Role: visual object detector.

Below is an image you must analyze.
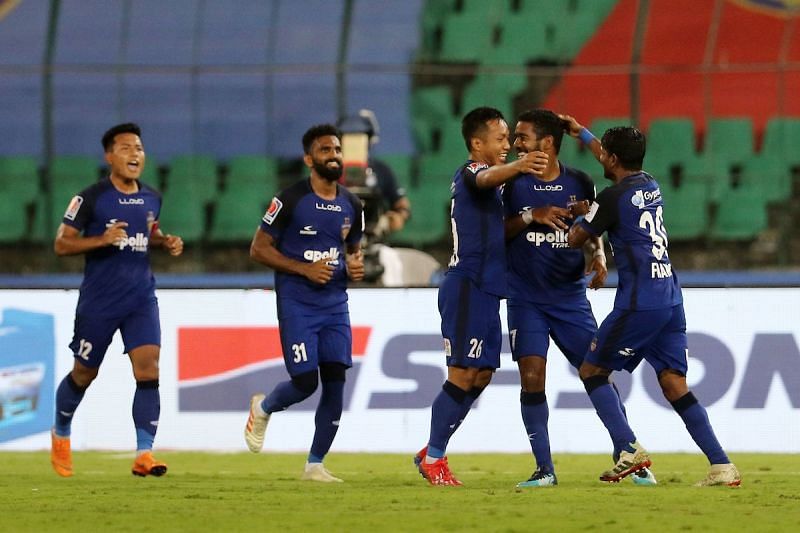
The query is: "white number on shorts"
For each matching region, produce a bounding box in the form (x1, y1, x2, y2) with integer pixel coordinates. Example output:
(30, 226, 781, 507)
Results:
(510, 329, 518, 351)
(78, 339, 93, 360)
(467, 338, 483, 359)
(292, 342, 308, 363)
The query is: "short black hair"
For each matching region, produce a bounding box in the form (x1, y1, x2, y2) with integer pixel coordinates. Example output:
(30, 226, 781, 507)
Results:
(302, 124, 341, 154)
(102, 123, 141, 152)
(601, 126, 646, 170)
(461, 107, 505, 152)
(516, 109, 566, 153)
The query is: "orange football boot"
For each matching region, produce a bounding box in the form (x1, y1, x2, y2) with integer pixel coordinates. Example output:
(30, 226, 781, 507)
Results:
(131, 451, 168, 477)
(51, 430, 73, 477)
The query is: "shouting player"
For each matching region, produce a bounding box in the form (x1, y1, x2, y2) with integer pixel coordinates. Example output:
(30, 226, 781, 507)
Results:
(244, 124, 365, 482)
(563, 116, 741, 487)
(51, 123, 183, 477)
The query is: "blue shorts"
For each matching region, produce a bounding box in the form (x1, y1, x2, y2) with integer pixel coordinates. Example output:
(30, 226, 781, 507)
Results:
(586, 304, 688, 375)
(279, 311, 352, 377)
(507, 298, 597, 368)
(438, 273, 502, 369)
(69, 296, 161, 368)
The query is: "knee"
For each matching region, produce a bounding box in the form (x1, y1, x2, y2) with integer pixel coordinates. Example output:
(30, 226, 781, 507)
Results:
(70, 363, 99, 388)
(291, 370, 319, 396)
(578, 361, 606, 382)
(474, 369, 493, 389)
(658, 369, 689, 402)
(520, 369, 544, 392)
(130, 346, 160, 381)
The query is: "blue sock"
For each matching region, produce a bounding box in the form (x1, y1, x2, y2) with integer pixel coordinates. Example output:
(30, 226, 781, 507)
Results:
(427, 381, 468, 459)
(672, 392, 729, 464)
(309, 379, 345, 463)
(445, 385, 484, 447)
(262, 380, 312, 414)
(611, 383, 628, 462)
(520, 391, 553, 473)
(54, 373, 86, 437)
(133, 380, 160, 452)
(584, 376, 637, 454)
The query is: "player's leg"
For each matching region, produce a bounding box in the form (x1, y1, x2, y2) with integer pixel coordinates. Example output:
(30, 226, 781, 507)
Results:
(418, 276, 500, 486)
(508, 301, 555, 486)
(51, 313, 114, 477)
(580, 308, 666, 481)
(650, 305, 740, 486)
(245, 314, 321, 452)
(123, 299, 167, 476)
(302, 314, 353, 482)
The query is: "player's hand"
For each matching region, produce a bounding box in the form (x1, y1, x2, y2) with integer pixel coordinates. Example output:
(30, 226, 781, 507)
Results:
(569, 200, 591, 217)
(346, 250, 365, 282)
(303, 257, 336, 285)
(163, 234, 183, 256)
(528, 205, 572, 231)
(558, 114, 584, 137)
(515, 151, 549, 176)
(102, 221, 128, 246)
(586, 253, 608, 290)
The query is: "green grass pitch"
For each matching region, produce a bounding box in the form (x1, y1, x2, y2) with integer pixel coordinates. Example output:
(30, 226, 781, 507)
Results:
(1, 452, 799, 532)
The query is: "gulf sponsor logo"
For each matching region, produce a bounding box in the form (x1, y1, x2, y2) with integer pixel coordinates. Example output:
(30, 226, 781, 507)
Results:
(177, 326, 372, 411)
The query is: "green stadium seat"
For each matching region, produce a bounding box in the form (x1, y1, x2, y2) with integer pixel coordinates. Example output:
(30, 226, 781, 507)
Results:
(660, 181, 709, 240)
(710, 183, 769, 240)
(438, 2, 506, 63)
(158, 186, 206, 243)
(411, 86, 455, 153)
(49, 156, 101, 197)
(703, 117, 754, 175)
(389, 180, 451, 247)
(552, 0, 618, 60)
(417, 153, 459, 185)
(487, 16, 552, 65)
(461, 70, 527, 122)
(761, 117, 800, 172)
(417, 0, 458, 61)
(739, 156, 790, 203)
(0, 156, 39, 205)
(226, 155, 278, 195)
(379, 154, 413, 189)
(166, 155, 219, 204)
(644, 117, 697, 177)
(0, 191, 28, 243)
(208, 190, 266, 243)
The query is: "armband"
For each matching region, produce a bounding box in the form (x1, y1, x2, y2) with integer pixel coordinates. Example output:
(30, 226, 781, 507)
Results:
(578, 128, 597, 145)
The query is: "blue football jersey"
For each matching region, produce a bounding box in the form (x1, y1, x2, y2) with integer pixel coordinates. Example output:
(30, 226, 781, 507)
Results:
(260, 179, 364, 314)
(63, 178, 161, 316)
(447, 160, 507, 298)
(503, 163, 595, 304)
(578, 172, 682, 310)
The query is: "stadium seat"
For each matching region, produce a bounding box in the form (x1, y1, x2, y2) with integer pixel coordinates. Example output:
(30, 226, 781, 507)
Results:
(0, 192, 28, 243)
(49, 156, 101, 197)
(703, 117, 754, 179)
(461, 70, 527, 122)
(379, 154, 413, 189)
(659, 181, 709, 240)
(0, 156, 40, 205)
(487, 16, 552, 65)
(644, 117, 698, 180)
(226, 155, 278, 194)
(390, 180, 451, 247)
(166, 155, 219, 204)
(417, 153, 459, 185)
(158, 186, 206, 243)
(417, 0, 457, 60)
(738, 156, 790, 203)
(208, 189, 266, 243)
(437, 2, 506, 63)
(761, 117, 800, 173)
(710, 183, 768, 240)
(411, 86, 455, 153)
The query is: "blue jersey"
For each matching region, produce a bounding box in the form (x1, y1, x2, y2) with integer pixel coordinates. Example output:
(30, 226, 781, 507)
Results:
(260, 179, 363, 315)
(503, 163, 595, 304)
(63, 178, 161, 316)
(447, 160, 507, 297)
(578, 172, 682, 310)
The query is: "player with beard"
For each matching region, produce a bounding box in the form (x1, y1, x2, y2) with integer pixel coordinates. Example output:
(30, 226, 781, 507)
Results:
(502, 109, 656, 487)
(244, 124, 365, 482)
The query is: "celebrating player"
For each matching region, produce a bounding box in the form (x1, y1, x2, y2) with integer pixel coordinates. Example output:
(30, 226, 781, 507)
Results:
(50, 123, 183, 478)
(562, 116, 741, 487)
(414, 107, 548, 486)
(503, 109, 656, 487)
(244, 124, 365, 482)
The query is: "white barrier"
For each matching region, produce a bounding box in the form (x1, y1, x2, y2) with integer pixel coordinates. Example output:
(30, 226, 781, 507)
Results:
(0, 288, 797, 453)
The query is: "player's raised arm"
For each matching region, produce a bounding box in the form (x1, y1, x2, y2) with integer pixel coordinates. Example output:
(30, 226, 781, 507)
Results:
(250, 227, 334, 285)
(54, 221, 129, 256)
(560, 114, 603, 162)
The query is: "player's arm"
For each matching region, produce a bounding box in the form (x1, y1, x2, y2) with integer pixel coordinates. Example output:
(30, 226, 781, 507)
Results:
(583, 236, 607, 289)
(149, 228, 183, 256)
(54, 222, 128, 256)
(474, 151, 549, 189)
(385, 196, 411, 232)
(345, 242, 365, 282)
(560, 114, 602, 162)
(505, 206, 572, 239)
(250, 227, 334, 285)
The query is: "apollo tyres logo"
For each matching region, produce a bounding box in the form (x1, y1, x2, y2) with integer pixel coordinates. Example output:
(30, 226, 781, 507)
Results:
(106, 219, 148, 252)
(520, 207, 570, 249)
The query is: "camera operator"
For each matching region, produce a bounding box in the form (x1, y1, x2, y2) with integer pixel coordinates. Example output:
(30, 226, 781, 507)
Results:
(338, 109, 412, 285)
